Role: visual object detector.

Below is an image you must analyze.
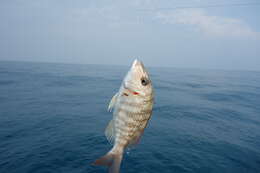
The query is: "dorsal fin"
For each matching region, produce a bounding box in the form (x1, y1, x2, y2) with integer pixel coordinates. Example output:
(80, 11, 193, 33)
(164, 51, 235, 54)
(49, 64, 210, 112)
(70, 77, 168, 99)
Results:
(108, 93, 118, 112)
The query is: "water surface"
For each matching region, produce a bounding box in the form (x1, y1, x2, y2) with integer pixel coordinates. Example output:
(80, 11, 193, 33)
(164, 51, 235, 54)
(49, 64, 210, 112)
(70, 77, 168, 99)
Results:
(0, 61, 260, 173)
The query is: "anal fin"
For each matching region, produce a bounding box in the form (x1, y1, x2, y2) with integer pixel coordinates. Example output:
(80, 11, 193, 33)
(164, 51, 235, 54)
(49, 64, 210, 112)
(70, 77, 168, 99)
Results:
(105, 120, 115, 145)
(128, 129, 144, 147)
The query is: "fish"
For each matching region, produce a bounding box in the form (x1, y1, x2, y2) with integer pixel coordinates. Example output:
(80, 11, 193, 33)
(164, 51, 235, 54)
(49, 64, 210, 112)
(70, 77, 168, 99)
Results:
(93, 59, 154, 173)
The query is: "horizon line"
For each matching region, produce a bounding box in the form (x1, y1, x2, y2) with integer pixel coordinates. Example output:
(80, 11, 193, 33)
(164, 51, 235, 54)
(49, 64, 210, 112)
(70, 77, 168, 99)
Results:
(0, 59, 259, 73)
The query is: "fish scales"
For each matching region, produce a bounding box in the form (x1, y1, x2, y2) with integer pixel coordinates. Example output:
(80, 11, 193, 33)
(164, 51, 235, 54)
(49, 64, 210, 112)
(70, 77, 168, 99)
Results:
(115, 99, 152, 141)
(93, 59, 154, 173)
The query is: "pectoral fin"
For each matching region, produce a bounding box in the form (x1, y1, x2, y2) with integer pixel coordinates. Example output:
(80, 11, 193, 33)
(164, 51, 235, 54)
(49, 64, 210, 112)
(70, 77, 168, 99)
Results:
(108, 93, 118, 112)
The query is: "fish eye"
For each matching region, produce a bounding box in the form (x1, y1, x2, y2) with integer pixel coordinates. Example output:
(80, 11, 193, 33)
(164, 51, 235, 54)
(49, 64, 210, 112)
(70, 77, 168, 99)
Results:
(141, 77, 149, 86)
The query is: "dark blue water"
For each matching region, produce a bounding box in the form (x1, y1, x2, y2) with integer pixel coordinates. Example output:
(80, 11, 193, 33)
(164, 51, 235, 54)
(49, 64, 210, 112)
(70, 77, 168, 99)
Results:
(0, 61, 260, 173)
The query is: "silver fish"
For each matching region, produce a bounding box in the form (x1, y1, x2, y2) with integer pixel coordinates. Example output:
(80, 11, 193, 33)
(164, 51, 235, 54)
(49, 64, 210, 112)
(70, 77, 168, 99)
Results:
(93, 59, 154, 173)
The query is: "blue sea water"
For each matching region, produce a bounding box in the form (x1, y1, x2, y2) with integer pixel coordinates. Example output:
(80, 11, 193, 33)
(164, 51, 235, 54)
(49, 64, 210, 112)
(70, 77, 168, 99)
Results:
(0, 61, 260, 173)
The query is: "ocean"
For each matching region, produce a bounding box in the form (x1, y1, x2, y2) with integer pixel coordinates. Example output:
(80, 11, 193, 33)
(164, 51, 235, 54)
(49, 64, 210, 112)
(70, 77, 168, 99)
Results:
(0, 61, 259, 173)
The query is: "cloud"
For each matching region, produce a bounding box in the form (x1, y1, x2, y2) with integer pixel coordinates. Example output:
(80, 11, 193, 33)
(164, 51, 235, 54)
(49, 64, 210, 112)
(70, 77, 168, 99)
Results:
(71, 5, 140, 29)
(155, 9, 260, 39)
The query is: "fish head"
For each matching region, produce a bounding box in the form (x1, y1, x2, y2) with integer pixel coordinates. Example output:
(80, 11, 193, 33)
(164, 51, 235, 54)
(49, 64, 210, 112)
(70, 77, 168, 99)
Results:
(123, 59, 153, 96)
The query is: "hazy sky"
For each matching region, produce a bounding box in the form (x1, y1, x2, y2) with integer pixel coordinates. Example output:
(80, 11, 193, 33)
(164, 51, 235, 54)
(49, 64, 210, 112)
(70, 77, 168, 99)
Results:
(1, 0, 260, 70)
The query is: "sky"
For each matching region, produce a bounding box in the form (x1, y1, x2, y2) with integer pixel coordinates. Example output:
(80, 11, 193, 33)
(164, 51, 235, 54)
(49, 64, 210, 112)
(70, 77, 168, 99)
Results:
(0, 0, 260, 70)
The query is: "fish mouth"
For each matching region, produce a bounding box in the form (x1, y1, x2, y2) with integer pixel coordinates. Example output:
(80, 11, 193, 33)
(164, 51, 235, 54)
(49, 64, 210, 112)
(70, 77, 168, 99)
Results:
(132, 59, 140, 67)
(131, 59, 144, 70)
(130, 59, 148, 77)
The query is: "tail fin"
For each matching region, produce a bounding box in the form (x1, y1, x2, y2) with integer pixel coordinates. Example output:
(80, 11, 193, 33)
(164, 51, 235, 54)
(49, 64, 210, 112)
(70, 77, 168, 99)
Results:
(93, 150, 123, 173)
